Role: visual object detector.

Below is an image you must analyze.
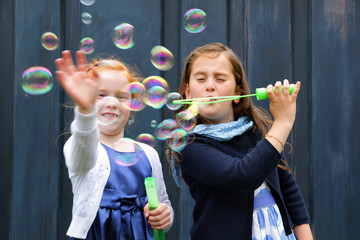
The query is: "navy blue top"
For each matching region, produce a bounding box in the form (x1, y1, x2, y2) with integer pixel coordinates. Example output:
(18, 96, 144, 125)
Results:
(179, 129, 310, 240)
(71, 143, 154, 240)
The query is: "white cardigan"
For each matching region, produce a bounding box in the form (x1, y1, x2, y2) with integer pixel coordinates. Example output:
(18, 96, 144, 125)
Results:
(64, 107, 174, 239)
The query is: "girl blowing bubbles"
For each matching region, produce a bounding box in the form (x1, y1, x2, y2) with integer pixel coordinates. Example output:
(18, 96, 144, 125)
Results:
(55, 50, 173, 239)
(170, 43, 313, 240)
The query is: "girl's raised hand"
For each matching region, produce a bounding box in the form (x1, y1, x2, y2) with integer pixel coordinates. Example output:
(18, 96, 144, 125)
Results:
(144, 203, 171, 230)
(55, 50, 99, 114)
(267, 79, 301, 128)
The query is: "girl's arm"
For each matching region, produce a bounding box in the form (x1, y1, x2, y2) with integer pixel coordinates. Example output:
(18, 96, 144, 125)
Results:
(293, 224, 313, 240)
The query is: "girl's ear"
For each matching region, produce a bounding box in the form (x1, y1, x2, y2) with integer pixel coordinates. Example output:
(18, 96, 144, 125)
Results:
(234, 85, 242, 104)
(185, 83, 191, 99)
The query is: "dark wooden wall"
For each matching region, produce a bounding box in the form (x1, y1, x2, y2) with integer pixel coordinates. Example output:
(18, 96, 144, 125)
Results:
(1, 0, 359, 239)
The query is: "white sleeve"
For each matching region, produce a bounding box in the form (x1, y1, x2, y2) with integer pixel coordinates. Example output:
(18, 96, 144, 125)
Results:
(63, 107, 99, 175)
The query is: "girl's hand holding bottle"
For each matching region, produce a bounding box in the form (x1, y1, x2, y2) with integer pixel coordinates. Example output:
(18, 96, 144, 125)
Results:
(265, 79, 301, 152)
(55, 50, 99, 114)
(143, 202, 172, 230)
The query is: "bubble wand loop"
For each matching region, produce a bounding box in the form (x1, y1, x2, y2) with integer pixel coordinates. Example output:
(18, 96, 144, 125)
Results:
(173, 84, 295, 105)
(144, 177, 165, 240)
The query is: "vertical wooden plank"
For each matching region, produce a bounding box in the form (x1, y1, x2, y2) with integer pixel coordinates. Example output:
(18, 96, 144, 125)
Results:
(311, 0, 359, 238)
(0, 0, 15, 239)
(246, 0, 292, 105)
(163, 0, 182, 239)
(180, 1, 228, 239)
(9, 0, 62, 239)
(290, 0, 312, 216)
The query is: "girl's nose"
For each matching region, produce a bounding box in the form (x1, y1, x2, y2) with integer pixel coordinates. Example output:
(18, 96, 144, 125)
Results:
(206, 79, 215, 92)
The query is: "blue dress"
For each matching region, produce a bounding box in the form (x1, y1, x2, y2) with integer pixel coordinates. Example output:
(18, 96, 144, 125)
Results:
(71, 143, 154, 240)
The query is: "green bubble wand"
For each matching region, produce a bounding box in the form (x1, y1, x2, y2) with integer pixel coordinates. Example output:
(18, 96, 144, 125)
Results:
(144, 177, 165, 240)
(172, 84, 295, 105)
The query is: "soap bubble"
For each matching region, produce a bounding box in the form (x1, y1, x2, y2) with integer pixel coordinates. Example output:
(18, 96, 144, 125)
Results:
(154, 119, 179, 140)
(22, 66, 53, 95)
(41, 32, 58, 51)
(121, 82, 146, 111)
(150, 120, 157, 127)
(79, 37, 94, 54)
(112, 23, 135, 49)
(176, 109, 197, 131)
(184, 8, 207, 33)
(112, 138, 141, 166)
(145, 86, 168, 109)
(136, 133, 155, 148)
(167, 128, 189, 152)
(142, 76, 169, 109)
(96, 96, 121, 126)
(80, 0, 95, 6)
(81, 12, 92, 24)
(150, 45, 174, 71)
(166, 92, 183, 110)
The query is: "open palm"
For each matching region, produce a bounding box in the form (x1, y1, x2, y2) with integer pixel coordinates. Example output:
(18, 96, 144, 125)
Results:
(55, 50, 99, 114)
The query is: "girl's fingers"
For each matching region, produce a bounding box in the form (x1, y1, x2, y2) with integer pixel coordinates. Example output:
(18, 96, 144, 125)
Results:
(76, 51, 88, 72)
(274, 81, 282, 95)
(266, 84, 275, 99)
(283, 79, 290, 95)
(62, 50, 77, 75)
(290, 81, 301, 99)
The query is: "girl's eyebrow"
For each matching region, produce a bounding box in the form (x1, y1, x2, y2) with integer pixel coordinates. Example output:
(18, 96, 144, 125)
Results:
(99, 88, 107, 92)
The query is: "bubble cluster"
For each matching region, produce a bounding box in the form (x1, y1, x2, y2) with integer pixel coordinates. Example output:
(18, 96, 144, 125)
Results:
(41, 32, 58, 51)
(136, 133, 155, 148)
(121, 82, 146, 111)
(150, 46, 174, 71)
(96, 96, 121, 126)
(184, 8, 207, 33)
(112, 138, 141, 166)
(80, 0, 95, 6)
(81, 12, 92, 24)
(166, 92, 183, 110)
(22, 66, 53, 95)
(154, 119, 179, 140)
(112, 23, 135, 49)
(79, 37, 95, 54)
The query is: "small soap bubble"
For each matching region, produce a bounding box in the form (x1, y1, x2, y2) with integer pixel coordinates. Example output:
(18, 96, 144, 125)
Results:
(166, 92, 183, 110)
(41, 32, 58, 51)
(167, 128, 189, 152)
(80, 0, 95, 6)
(112, 138, 141, 166)
(154, 119, 179, 140)
(184, 8, 207, 33)
(79, 37, 95, 54)
(121, 82, 146, 111)
(136, 133, 155, 148)
(112, 23, 135, 49)
(81, 12, 92, 24)
(150, 45, 174, 71)
(22, 66, 53, 95)
(96, 96, 121, 126)
(176, 109, 197, 131)
(150, 120, 157, 127)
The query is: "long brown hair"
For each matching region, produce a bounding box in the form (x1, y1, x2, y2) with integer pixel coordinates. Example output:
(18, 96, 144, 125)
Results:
(169, 43, 290, 172)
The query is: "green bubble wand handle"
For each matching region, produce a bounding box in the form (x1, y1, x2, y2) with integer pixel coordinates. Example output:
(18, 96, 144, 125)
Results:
(144, 177, 165, 240)
(172, 84, 295, 104)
